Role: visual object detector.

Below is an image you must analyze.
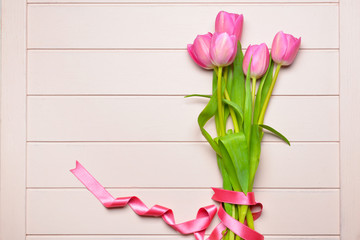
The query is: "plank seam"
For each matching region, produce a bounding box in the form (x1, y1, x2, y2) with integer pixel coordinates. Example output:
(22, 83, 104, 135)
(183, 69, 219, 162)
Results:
(26, 94, 340, 97)
(25, 140, 341, 143)
(26, 2, 339, 5)
(25, 187, 341, 190)
(26, 48, 339, 51)
(25, 233, 341, 236)
(25, 0, 29, 236)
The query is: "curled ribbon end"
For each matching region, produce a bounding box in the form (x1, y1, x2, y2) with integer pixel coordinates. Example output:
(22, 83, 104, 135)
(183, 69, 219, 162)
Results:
(211, 188, 220, 201)
(70, 160, 82, 173)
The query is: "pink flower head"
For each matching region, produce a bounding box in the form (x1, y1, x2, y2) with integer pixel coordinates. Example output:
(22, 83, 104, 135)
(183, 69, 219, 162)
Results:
(209, 32, 238, 67)
(215, 11, 244, 42)
(243, 43, 270, 79)
(187, 33, 215, 70)
(271, 31, 301, 66)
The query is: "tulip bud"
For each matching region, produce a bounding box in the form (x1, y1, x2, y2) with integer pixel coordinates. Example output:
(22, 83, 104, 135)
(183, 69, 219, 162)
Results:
(243, 43, 270, 79)
(187, 33, 214, 70)
(271, 31, 301, 66)
(215, 11, 244, 42)
(209, 32, 237, 67)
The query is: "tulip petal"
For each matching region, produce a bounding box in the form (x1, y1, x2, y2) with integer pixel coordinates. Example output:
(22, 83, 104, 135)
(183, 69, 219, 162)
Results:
(282, 36, 301, 66)
(271, 31, 288, 64)
(187, 33, 215, 69)
(228, 35, 238, 63)
(250, 49, 261, 78)
(210, 32, 237, 67)
(242, 44, 253, 75)
(243, 44, 269, 79)
(194, 34, 213, 68)
(271, 31, 301, 66)
(233, 14, 244, 42)
(259, 44, 270, 78)
(215, 11, 235, 36)
(187, 43, 208, 69)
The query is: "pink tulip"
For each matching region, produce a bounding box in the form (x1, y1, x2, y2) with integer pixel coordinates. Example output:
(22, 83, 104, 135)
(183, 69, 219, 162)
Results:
(209, 32, 237, 67)
(243, 43, 270, 79)
(187, 33, 214, 69)
(215, 11, 244, 42)
(271, 31, 301, 66)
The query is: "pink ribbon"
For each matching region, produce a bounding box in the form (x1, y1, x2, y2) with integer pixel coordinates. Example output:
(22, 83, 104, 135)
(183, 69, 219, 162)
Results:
(208, 188, 264, 240)
(70, 161, 264, 240)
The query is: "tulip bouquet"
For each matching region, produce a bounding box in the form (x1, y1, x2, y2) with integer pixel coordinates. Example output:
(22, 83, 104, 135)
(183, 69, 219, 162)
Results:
(70, 10, 301, 240)
(187, 11, 301, 239)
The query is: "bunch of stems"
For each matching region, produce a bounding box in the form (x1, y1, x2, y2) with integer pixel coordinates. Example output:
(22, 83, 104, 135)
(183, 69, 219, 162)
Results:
(214, 60, 282, 240)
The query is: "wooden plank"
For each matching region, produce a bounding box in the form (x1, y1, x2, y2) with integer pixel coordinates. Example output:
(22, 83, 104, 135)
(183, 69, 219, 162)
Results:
(27, 96, 339, 142)
(27, 4, 338, 49)
(27, 236, 340, 240)
(340, 0, 360, 239)
(27, 0, 339, 3)
(27, 50, 338, 95)
(27, 142, 339, 188)
(26, 189, 340, 235)
(0, 0, 27, 240)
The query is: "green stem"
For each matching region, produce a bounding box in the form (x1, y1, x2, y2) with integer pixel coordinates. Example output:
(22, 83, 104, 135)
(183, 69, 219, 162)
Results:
(228, 205, 236, 240)
(217, 67, 236, 239)
(237, 77, 258, 238)
(258, 64, 281, 125)
(238, 205, 248, 232)
(251, 77, 257, 109)
(224, 89, 240, 133)
(246, 209, 255, 230)
(236, 205, 242, 240)
(217, 67, 225, 136)
(242, 65, 283, 234)
(244, 181, 255, 231)
(224, 66, 229, 83)
(239, 206, 247, 222)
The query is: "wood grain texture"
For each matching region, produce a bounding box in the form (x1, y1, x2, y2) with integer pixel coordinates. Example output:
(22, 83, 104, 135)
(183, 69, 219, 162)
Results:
(340, 0, 360, 239)
(27, 96, 339, 142)
(26, 189, 340, 235)
(27, 50, 339, 95)
(0, 0, 27, 240)
(27, 4, 338, 49)
(27, 142, 339, 188)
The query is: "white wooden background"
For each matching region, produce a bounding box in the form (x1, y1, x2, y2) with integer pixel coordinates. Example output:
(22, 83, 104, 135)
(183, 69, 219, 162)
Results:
(2, 0, 360, 240)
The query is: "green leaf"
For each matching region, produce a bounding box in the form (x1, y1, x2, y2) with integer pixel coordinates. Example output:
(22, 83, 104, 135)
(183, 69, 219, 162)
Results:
(244, 58, 252, 145)
(216, 155, 233, 215)
(184, 94, 211, 98)
(259, 124, 291, 146)
(219, 132, 250, 193)
(224, 105, 230, 130)
(222, 98, 244, 122)
(260, 57, 274, 113)
(218, 139, 242, 192)
(224, 66, 234, 126)
(226, 65, 234, 99)
(249, 125, 261, 191)
(253, 57, 273, 124)
(231, 42, 245, 129)
(212, 68, 218, 91)
(197, 71, 221, 155)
